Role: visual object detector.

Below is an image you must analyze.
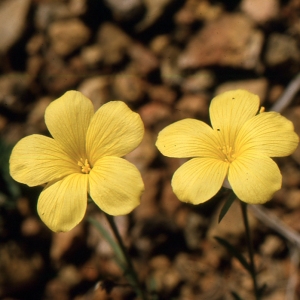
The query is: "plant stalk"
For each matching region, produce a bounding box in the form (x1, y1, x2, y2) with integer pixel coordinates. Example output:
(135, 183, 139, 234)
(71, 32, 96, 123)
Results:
(240, 202, 260, 300)
(104, 213, 147, 300)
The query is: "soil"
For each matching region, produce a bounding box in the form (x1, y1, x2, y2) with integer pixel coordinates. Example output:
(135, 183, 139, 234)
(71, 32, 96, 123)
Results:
(1, 0, 300, 299)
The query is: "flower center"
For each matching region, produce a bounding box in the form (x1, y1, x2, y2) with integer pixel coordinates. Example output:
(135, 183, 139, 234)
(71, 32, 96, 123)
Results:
(219, 145, 236, 163)
(78, 158, 91, 174)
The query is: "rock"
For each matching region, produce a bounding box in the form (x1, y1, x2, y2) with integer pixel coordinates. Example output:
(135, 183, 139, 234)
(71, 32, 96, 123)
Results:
(160, 180, 181, 216)
(80, 258, 100, 281)
(127, 43, 159, 76)
(87, 212, 128, 258)
(50, 224, 84, 263)
(150, 34, 170, 56)
(0, 115, 7, 133)
(41, 52, 85, 93)
(147, 85, 177, 105)
(133, 170, 162, 220)
(183, 212, 207, 250)
(17, 196, 33, 216)
(178, 13, 264, 70)
(48, 19, 91, 56)
(268, 84, 284, 104)
(27, 96, 52, 132)
(201, 239, 222, 269)
(283, 107, 300, 164)
(161, 157, 187, 182)
(215, 78, 268, 103)
(69, 0, 87, 16)
(21, 217, 42, 236)
(260, 235, 285, 257)
(138, 102, 171, 127)
(283, 189, 300, 210)
(0, 241, 44, 297)
(194, 0, 223, 22)
(174, 0, 198, 25)
(34, 2, 73, 30)
(173, 25, 193, 44)
(113, 73, 146, 103)
(132, 213, 185, 259)
(81, 45, 104, 68)
(2, 123, 28, 145)
(125, 130, 157, 171)
(78, 76, 111, 110)
(0, 73, 29, 112)
(58, 265, 82, 287)
(150, 254, 171, 270)
(240, 0, 280, 24)
(44, 279, 69, 300)
(136, 0, 175, 31)
(97, 23, 132, 66)
(149, 255, 181, 293)
(281, 162, 300, 188)
(181, 70, 215, 93)
(175, 94, 209, 119)
(175, 253, 203, 285)
(104, 0, 145, 22)
(264, 33, 300, 67)
(26, 55, 44, 83)
(282, 210, 300, 232)
(26, 34, 45, 55)
(161, 46, 183, 86)
(87, 280, 135, 300)
(0, 0, 31, 54)
(207, 199, 257, 246)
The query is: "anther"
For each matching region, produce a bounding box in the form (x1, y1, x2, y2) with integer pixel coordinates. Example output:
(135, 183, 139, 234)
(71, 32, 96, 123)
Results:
(220, 145, 235, 163)
(78, 158, 91, 174)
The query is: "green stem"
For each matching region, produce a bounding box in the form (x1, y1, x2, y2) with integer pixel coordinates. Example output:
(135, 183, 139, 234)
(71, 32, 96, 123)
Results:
(240, 202, 260, 300)
(104, 213, 147, 300)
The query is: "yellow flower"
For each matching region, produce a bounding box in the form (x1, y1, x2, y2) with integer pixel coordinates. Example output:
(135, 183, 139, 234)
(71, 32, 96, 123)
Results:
(10, 91, 144, 232)
(156, 90, 299, 205)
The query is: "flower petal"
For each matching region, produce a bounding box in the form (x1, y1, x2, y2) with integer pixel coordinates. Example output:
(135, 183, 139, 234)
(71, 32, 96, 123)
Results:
(210, 90, 260, 146)
(172, 157, 229, 204)
(228, 151, 281, 204)
(45, 91, 94, 161)
(89, 156, 144, 215)
(86, 101, 144, 165)
(10, 134, 77, 187)
(156, 119, 221, 159)
(235, 112, 299, 157)
(37, 173, 88, 232)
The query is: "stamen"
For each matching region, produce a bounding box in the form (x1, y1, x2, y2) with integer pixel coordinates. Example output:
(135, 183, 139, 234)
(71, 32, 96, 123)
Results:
(259, 106, 265, 113)
(220, 145, 235, 163)
(78, 158, 91, 174)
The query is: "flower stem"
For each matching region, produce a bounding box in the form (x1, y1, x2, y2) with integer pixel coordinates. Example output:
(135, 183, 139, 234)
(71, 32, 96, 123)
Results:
(240, 202, 260, 300)
(104, 213, 147, 300)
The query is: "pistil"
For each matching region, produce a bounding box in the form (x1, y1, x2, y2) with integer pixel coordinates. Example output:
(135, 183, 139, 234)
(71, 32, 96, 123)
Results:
(78, 158, 91, 174)
(219, 145, 236, 163)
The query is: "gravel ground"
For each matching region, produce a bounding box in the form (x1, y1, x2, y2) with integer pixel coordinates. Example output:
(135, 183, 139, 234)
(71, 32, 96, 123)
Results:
(1, 0, 300, 299)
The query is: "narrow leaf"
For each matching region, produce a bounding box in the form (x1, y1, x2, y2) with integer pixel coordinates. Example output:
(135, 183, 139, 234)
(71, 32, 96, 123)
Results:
(219, 191, 236, 223)
(231, 291, 243, 300)
(214, 236, 251, 273)
(87, 217, 126, 271)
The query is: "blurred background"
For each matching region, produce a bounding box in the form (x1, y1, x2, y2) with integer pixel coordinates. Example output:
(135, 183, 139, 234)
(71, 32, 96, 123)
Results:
(1, 0, 300, 299)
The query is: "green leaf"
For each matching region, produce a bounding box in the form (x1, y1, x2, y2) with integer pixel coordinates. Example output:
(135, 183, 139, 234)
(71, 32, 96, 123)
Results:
(231, 291, 243, 300)
(87, 217, 126, 272)
(219, 191, 236, 223)
(147, 275, 159, 300)
(214, 236, 251, 273)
